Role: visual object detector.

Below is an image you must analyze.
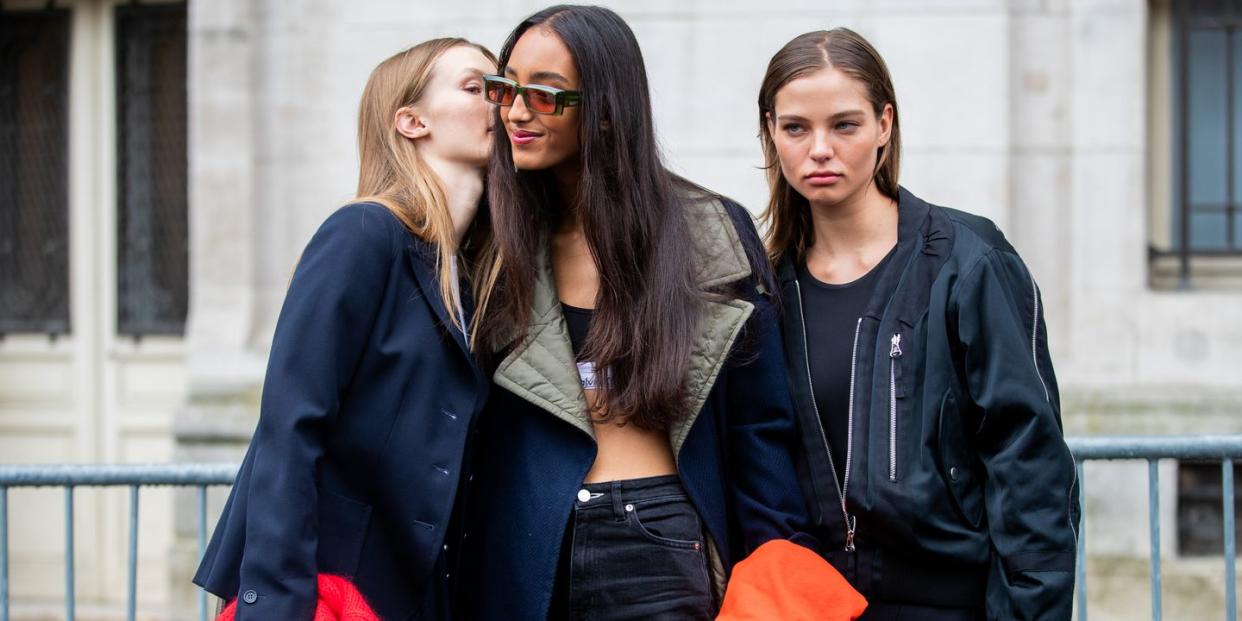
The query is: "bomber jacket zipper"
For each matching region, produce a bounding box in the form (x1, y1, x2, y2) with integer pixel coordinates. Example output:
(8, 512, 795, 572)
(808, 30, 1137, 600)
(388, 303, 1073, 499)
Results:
(795, 281, 858, 552)
(888, 333, 903, 482)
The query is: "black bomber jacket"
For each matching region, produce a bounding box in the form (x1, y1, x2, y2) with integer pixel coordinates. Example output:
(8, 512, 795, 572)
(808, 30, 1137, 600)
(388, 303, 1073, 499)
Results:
(778, 186, 1078, 620)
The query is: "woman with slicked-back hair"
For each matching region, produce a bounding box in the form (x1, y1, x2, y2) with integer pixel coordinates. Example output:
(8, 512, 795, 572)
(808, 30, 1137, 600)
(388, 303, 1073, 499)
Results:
(459, 5, 815, 620)
(193, 38, 500, 621)
(759, 28, 1077, 620)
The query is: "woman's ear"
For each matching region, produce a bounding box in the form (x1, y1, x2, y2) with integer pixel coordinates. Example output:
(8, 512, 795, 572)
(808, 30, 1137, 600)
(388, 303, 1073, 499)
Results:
(395, 105, 430, 140)
(877, 103, 894, 146)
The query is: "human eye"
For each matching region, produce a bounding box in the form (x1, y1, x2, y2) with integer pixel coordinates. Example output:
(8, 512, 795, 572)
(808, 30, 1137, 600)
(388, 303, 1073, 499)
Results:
(529, 88, 557, 107)
(782, 123, 806, 135)
(835, 120, 860, 132)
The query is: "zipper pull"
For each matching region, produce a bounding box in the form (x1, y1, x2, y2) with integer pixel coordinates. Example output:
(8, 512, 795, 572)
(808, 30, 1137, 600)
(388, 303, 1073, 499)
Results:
(889, 333, 903, 358)
(844, 514, 857, 552)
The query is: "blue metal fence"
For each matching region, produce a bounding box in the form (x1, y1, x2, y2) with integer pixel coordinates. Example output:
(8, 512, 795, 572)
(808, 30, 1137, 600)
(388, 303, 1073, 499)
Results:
(1, 436, 1241, 621)
(0, 464, 235, 621)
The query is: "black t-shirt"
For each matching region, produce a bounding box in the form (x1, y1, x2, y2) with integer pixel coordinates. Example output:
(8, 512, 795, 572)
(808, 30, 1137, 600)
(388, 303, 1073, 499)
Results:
(797, 248, 896, 483)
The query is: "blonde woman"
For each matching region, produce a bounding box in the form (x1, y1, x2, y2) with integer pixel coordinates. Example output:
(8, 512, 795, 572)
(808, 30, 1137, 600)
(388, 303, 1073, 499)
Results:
(194, 38, 499, 621)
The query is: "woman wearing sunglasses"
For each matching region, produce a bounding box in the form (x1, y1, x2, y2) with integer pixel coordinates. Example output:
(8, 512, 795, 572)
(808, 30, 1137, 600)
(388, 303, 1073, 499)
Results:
(193, 38, 500, 621)
(458, 5, 814, 620)
(758, 29, 1077, 620)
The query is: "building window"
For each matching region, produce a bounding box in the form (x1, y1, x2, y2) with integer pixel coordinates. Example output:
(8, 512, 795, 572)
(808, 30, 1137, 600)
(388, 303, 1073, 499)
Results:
(1178, 461, 1242, 556)
(1152, 0, 1242, 288)
(115, 2, 188, 336)
(0, 7, 72, 335)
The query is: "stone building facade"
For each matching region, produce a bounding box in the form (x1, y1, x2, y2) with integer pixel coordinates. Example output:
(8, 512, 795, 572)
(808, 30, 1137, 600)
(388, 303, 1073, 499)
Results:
(2, 0, 1239, 618)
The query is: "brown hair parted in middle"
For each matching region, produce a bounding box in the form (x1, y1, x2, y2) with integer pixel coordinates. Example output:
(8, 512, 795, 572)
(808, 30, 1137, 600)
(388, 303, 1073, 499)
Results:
(757, 28, 902, 265)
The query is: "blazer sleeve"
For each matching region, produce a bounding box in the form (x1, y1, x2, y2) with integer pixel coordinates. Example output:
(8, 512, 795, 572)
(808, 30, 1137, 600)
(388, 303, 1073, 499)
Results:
(721, 202, 818, 557)
(953, 248, 1078, 621)
(233, 203, 398, 621)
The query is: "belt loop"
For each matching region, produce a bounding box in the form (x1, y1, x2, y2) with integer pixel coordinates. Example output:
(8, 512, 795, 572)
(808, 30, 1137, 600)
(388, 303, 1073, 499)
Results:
(610, 481, 625, 520)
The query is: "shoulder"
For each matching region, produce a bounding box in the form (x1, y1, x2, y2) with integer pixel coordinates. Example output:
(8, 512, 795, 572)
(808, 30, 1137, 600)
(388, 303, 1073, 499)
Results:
(321, 201, 404, 242)
(309, 201, 406, 260)
(292, 201, 411, 288)
(940, 205, 1018, 259)
(680, 189, 773, 294)
(934, 207, 1037, 305)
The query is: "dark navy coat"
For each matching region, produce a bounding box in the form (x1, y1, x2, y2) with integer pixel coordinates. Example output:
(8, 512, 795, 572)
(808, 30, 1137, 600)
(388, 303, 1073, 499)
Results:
(458, 196, 816, 619)
(193, 202, 487, 621)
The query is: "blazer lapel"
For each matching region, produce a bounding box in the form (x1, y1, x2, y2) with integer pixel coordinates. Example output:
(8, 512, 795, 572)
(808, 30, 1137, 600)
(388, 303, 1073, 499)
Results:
(405, 239, 479, 378)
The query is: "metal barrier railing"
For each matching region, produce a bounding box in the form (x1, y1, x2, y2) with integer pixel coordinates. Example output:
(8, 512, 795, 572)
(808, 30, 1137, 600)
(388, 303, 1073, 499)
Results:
(1, 436, 1241, 621)
(0, 464, 236, 621)
(1069, 435, 1242, 621)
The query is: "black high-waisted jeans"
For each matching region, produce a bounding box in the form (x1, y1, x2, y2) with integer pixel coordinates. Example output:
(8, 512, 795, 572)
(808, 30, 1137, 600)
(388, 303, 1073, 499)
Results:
(548, 474, 714, 620)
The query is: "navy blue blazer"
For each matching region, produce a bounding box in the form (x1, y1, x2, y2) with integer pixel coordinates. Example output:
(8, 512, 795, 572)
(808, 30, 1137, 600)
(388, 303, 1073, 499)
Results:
(193, 202, 487, 621)
(458, 196, 815, 619)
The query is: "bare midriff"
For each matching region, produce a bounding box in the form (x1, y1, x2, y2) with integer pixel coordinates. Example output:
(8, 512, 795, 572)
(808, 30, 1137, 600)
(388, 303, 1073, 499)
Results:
(582, 388, 677, 483)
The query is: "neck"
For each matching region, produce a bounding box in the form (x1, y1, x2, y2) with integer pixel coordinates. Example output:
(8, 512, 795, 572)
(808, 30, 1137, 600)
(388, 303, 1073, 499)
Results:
(425, 156, 484, 248)
(553, 159, 584, 234)
(807, 181, 897, 261)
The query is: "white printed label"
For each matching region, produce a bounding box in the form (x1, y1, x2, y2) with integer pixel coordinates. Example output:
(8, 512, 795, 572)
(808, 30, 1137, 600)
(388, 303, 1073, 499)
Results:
(576, 362, 610, 390)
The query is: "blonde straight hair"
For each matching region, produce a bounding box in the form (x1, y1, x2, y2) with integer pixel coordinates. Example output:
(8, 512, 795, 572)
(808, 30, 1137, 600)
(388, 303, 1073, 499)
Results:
(354, 38, 500, 348)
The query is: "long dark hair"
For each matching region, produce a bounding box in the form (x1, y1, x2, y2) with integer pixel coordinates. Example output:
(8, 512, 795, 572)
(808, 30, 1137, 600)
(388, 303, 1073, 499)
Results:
(479, 5, 700, 431)
(758, 28, 901, 265)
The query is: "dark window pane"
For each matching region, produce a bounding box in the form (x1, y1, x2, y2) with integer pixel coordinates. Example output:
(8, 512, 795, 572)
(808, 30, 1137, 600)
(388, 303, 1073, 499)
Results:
(1178, 461, 1242, 556)
(116, 3, 187, 336)
(0, 9, 71, 335)
(1175, 9, 1242, 254)
(1187, 30, 1227, 210)
(1190, 211, 1230, 250)
(1191, 0, 1229, 19)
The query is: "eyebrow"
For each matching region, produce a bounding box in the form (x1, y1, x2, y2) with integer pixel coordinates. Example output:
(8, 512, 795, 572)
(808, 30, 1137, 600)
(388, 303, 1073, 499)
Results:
(501, 66, 572, 86)
(775, 109, 867, 122)
(530, 70, 570, 85)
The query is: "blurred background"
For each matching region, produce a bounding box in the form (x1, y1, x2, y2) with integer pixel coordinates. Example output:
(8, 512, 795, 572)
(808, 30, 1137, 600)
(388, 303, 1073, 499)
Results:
(2, 0, 1240, 618)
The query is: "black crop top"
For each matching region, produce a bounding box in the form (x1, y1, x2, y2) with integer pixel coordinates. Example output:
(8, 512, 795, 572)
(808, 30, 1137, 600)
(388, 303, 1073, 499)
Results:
(561, 303, 593, 358)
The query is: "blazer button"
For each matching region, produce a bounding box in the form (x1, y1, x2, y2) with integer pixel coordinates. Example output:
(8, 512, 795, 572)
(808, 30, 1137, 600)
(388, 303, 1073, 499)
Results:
(949, 466, 959, 481)
(241, 589, 258, 604)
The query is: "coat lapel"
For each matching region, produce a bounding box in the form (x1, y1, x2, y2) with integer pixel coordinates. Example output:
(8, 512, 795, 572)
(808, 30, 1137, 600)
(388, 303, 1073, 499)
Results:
(492, 251, 596, 439)
(667, 196, 754, 460)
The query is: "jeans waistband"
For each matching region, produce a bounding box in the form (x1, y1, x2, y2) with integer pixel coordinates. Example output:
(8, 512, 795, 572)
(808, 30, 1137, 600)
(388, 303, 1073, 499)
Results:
(575, 475, 685, 518)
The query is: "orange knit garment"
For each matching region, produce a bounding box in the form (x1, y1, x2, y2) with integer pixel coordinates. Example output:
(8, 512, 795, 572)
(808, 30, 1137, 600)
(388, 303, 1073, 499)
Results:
(716, 540, 868, 621)
(215, 574, 379, 621)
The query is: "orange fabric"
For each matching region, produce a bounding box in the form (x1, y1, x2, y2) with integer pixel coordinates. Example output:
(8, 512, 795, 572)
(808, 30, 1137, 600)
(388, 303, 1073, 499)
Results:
(716, 540, 868, 621)
(215, 574, 379, 621)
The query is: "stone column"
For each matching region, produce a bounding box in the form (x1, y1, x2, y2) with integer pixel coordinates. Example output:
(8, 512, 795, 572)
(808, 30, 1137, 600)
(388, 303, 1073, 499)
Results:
(169, 0, 266, 617)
